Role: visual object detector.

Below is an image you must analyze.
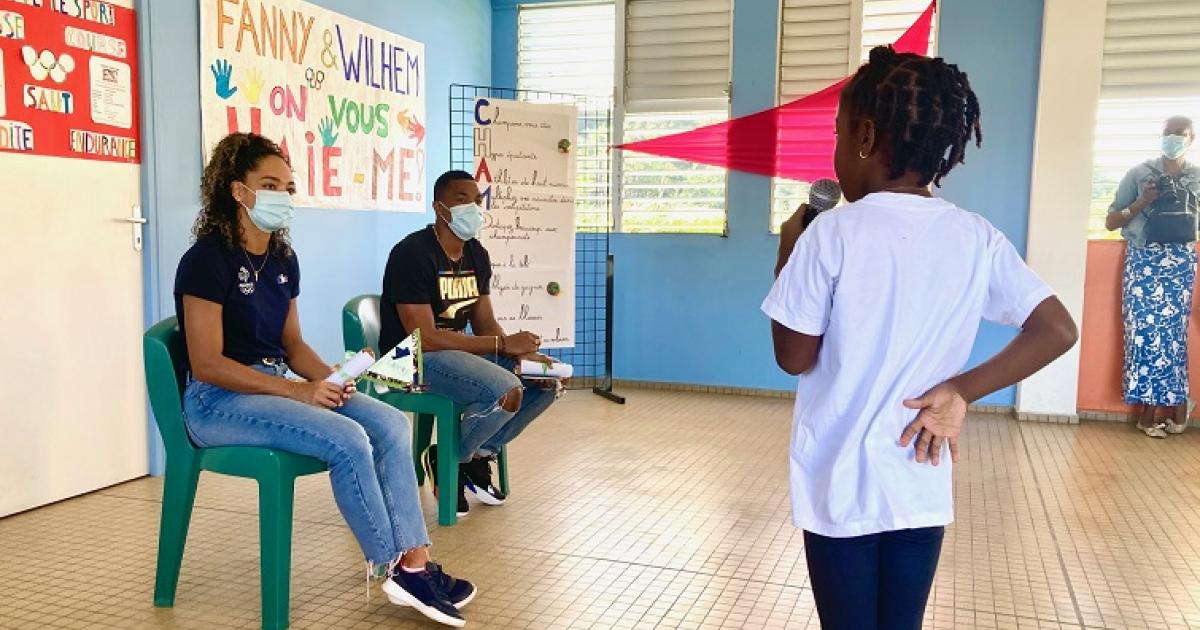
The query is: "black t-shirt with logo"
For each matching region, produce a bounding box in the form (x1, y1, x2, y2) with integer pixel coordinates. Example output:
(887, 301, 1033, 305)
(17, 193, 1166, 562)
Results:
(381, 226, 492, 353)
(174, 235, 301, 368)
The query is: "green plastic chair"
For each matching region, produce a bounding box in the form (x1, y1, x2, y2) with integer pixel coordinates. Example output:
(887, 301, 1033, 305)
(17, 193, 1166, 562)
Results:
(341, 294, 509, 527)
(144, 317, 327, 630)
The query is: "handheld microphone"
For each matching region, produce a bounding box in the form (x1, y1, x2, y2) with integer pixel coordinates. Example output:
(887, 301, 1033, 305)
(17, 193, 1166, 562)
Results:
(799, 179, 843, 229)
(808, 178, 842, 212)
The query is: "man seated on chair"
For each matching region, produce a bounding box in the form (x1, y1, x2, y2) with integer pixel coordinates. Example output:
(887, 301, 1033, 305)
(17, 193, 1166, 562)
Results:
(380, 170, 560, 517)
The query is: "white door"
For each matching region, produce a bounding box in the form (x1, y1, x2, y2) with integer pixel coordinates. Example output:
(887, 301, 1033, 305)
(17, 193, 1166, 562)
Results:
(0, 0, 147, 517)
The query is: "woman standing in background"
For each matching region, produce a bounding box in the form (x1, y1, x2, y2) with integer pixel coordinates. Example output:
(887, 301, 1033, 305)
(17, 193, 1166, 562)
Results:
(1106, 116, 1200, 438)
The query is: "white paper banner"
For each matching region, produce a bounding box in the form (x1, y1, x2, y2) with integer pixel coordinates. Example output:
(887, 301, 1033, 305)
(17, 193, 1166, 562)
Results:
(199, 0, 426, 211)
(473, 98, 577, 349)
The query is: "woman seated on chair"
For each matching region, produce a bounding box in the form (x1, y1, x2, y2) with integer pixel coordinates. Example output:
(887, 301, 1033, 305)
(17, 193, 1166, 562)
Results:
(176, 132, 472, 628)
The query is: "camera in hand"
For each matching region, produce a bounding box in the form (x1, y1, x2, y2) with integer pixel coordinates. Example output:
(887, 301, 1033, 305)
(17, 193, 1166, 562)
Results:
(1157, 174, 1190, 209)
(1145, 172, 1199, 244)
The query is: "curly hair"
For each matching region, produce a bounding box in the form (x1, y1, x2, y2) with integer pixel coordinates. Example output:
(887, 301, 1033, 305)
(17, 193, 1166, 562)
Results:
(195, 132, 293, 257)
(842, 46, 983, 187)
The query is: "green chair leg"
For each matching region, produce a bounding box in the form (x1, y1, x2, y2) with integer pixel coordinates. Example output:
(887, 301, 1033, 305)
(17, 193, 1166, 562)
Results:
(258, 471, 297, 630)
(413, 413, 435, 486)
(498, 446, 510, 496)
(154, 458, 202, 608)
(435, 405, 461, 526)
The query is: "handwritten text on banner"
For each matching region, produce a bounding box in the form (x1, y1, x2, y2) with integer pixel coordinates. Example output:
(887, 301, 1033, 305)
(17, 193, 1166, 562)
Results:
(473, 98, 577, 349)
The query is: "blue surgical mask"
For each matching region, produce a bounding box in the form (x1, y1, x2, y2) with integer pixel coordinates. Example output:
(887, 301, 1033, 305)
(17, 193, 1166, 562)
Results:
(1163, 134, 1192, 160)
(439, 202, 485, 241)
(237, 182, 295, 232)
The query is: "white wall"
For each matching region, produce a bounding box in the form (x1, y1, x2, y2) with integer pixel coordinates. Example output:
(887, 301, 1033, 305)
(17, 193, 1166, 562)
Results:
(1016, 0, 1108, 419)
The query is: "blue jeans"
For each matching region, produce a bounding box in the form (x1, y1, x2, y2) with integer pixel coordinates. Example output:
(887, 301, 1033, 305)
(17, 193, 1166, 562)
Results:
(183, 364, 430, 565)
(422, 351, 557, 463)
(804, 527, 945, 630)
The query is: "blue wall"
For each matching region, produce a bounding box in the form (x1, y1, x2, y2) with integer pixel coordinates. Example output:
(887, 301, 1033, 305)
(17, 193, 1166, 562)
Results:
(937, 0, 1046, 403)
(139, 0, 492, 472)
(491, 0, 1045, 402)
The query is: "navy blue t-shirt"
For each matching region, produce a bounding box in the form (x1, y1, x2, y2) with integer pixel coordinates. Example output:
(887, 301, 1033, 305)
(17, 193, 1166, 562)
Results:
(174, 235, 301, 367)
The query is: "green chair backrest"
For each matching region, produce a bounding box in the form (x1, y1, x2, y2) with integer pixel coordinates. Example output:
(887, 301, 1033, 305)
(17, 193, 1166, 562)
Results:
(143, 317, 197, 457)
(342, 294, 383, 355)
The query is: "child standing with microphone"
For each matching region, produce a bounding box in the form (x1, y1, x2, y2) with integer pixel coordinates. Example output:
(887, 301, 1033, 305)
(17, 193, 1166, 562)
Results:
(763, 47, 1078, 630)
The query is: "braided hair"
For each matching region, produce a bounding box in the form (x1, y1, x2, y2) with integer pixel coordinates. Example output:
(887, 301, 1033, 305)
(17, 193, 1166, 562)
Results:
(842, 46, 982, 187)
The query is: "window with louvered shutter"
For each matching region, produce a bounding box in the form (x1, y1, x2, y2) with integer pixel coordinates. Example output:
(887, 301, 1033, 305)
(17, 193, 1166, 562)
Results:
(622, 0, 732, 114)
(859, 0, 937, 63)
(770, 0, 939, 232)
(1088, 0, 1200, 239)
(773, 1, 854, 232)
(779, 0, 855, 104)
(1100, 0, 1200, 98)
(775, 0, 936, 107)
(517, 3, 617, 230)
(618, 0, 731, 234)
(518, 3, 616, 99)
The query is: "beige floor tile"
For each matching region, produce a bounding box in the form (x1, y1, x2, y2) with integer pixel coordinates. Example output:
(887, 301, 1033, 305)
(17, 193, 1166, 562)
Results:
(2, 389, 1198, 629)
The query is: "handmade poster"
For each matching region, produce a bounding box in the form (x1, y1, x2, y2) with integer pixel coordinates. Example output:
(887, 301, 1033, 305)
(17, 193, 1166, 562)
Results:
(473, 98, 577, 349)
(0, 0, 141, 163)
(199, 0, 426, 211)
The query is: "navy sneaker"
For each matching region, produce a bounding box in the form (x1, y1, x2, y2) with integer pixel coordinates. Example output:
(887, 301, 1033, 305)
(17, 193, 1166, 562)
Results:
(424, 445, 469, 517)
(382, 563, 464, 627)
(430, 562, 477, 609)
(463, 456, 506, 506)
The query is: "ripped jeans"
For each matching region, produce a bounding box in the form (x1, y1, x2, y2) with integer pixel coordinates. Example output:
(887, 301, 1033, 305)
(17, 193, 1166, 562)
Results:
(422, 351, 557, 463)
(183, 364, 430, 565)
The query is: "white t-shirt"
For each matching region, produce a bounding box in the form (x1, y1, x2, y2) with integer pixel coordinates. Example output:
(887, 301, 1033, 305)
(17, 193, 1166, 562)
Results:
(761, 192, 1053, 538)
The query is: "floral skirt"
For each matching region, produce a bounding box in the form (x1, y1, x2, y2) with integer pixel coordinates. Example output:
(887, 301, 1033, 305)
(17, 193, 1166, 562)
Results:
(1122, 243, 1196, 406)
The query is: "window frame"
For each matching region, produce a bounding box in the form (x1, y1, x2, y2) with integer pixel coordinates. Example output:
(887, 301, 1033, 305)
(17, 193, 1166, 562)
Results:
(516, 1, 618, 232)
(613, 0, 734, 236)
(1086, 0, 1200, 240)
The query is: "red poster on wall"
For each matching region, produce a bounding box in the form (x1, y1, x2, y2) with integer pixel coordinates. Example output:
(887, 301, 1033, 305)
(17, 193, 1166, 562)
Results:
(0, 0, 141, 163)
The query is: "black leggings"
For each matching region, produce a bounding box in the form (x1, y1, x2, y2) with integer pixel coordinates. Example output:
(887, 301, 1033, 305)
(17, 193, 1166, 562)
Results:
(804, 527, 945, 630)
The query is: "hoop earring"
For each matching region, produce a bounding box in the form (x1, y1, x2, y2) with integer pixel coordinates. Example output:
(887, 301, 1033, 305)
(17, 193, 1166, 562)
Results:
(858, 150, 870, 160)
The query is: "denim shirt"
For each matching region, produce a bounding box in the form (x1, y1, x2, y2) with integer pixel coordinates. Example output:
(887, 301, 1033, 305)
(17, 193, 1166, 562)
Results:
(1109, 157, 1200, 249)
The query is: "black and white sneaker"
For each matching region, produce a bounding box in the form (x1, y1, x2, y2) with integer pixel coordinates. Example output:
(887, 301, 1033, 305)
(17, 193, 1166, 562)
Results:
(455, 467, 470, 517)
(422, 443, 439, 489)
(463, 456, 506, 506)
(425, 444, 470, 517)
(382, 563, 464, 627)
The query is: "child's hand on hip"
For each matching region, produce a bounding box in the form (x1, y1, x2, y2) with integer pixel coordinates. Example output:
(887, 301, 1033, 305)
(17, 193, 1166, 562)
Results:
(899, 382, 967, 466)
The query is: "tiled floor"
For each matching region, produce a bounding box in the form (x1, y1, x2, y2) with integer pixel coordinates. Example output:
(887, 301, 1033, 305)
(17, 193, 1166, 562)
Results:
(2, 389, 1199, 629)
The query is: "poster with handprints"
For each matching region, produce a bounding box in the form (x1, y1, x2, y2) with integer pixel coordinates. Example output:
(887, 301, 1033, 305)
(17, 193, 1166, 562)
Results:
(0, 0, 141, 163)
(473, 98, 577, 349)
(199, 0, 426, 211)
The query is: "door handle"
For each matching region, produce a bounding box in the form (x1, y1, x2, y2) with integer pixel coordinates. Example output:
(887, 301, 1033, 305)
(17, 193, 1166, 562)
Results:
(121, 204, 146, 252)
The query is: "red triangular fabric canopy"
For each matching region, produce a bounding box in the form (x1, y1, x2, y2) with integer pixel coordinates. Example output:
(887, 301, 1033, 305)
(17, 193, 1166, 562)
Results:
(615, 1, 937, 182)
